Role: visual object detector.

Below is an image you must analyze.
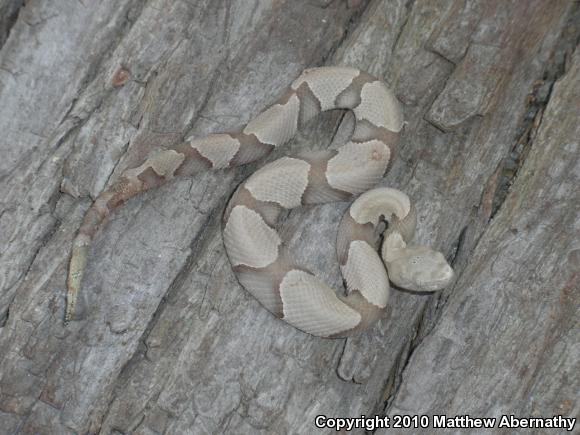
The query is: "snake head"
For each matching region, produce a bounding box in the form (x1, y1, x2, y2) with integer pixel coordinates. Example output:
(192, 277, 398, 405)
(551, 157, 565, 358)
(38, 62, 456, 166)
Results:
(385, 245, 454, 292)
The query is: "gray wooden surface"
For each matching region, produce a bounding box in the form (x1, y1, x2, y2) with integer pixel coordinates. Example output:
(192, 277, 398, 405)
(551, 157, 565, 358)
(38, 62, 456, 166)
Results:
(0, 1, 578, 434)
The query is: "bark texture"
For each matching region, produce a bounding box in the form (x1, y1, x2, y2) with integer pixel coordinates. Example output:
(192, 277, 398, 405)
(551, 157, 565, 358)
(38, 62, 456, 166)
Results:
(0, 1, 578, 434)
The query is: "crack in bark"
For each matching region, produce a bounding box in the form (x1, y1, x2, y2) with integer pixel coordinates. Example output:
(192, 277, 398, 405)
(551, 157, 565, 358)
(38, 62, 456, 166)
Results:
(317, 0, 373, 66)
(0, 206, 61, 330)
(490, 2, 580, 220)
(96, 341, 148, 435)
(0, 306, 8, 327)
(448, 225, 468, 268)
(0, 0, 24, 49)
(391, 0, 415, 55)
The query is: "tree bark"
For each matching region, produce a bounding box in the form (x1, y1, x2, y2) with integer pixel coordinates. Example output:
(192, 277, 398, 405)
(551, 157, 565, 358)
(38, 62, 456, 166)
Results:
(0, 1, 578, 434)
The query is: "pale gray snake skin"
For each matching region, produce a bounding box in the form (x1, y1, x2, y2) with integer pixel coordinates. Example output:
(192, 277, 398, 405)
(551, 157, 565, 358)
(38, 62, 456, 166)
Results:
(66, 66, 454, 337)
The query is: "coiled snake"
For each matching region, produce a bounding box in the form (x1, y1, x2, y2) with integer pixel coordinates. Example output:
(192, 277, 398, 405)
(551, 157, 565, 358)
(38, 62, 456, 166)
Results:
(66, 66, 454, 337)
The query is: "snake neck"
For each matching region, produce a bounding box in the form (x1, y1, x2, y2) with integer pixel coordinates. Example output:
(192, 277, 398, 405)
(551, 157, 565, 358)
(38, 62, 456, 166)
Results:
(381, 229, 407, 263)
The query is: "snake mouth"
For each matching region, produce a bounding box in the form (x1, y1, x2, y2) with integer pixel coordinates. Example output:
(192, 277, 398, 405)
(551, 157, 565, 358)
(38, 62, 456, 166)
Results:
(417, 265, 455, 291)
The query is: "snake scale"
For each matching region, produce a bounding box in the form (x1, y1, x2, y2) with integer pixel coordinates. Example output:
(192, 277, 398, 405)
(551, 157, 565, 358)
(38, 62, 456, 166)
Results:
(66, 66, 454, 337)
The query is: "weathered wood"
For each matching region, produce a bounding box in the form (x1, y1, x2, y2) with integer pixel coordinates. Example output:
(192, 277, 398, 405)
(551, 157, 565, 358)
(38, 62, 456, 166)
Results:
(379, 43, 580, 435)
(0, 0, 577, 434)
(0, 0, 21, 48)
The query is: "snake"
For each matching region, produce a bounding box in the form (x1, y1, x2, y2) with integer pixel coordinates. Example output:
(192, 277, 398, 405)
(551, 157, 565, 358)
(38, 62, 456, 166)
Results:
(66, 66, 454, 337)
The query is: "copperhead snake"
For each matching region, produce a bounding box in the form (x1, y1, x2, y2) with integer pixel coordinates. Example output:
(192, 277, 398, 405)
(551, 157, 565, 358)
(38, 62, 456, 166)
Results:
(66, 66, 454, 337)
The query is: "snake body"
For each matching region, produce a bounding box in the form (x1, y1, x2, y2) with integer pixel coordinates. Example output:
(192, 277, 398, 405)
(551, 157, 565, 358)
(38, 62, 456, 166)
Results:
(66, 67, 454, 337)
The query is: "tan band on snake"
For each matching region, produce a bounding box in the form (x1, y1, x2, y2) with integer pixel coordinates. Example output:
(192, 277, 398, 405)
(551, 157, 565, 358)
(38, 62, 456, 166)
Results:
(66, 67, 454, 337)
